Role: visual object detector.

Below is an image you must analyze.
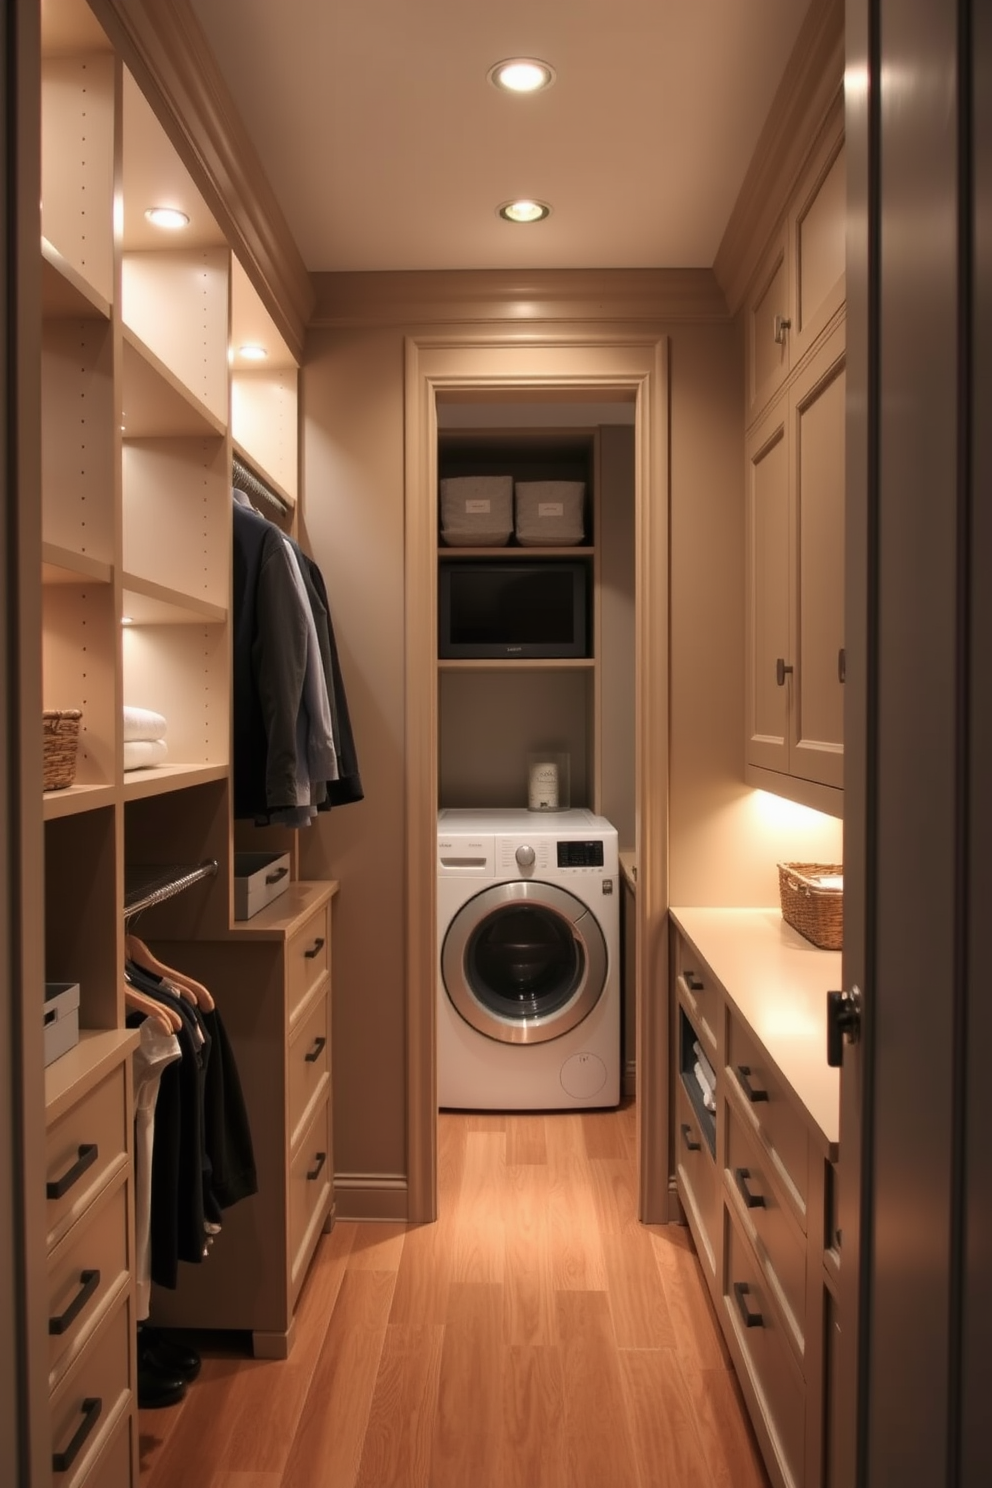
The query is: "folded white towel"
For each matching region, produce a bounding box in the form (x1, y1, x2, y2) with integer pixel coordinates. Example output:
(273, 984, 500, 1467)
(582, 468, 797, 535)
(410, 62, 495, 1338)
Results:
(124, 738, 168, 771)
(123, 705, 168, 742)
(693, 1061, 716, 1113)
(692, 1039, 717, 1091)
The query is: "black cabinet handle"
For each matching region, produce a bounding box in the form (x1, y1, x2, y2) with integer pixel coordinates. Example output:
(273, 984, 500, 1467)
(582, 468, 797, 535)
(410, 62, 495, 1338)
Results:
(47, 1144, 98, 1200)
(306, 1151, 327, 1181)
(736, 1065, 769, 1103)
(734, 1168, 765, 1210)
(733, 1280, 764, 1329)
(49, 1269, 100, 1336)
(776, 657, 794, 686)
(680, 1122, 701, 1153)
(52, 1396, 102, 1473)
(682, 970, 704, 993)
(265, 866, 289, 885)
(304, 1036, 327, 1064)
(304, 937, 325, 960)
(838, 646, 846, 683)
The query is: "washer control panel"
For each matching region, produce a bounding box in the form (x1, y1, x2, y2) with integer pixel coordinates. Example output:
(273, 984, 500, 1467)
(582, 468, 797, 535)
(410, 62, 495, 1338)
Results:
(557, 840, 605, 869)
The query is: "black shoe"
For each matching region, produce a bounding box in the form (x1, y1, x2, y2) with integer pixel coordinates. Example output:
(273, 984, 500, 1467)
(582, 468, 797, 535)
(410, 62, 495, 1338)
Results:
(137, 1358, 188, 1409)
(139, 1326, 202, 1381)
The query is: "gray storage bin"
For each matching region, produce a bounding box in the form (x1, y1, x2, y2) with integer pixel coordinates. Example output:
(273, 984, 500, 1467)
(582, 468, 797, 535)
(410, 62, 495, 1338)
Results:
(440, 475, 513, 546)
(514, 481, 586, 546)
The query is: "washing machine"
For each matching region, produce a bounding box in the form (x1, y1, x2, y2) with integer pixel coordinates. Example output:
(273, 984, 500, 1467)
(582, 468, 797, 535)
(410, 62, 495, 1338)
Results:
(437, 807, 620, 1110)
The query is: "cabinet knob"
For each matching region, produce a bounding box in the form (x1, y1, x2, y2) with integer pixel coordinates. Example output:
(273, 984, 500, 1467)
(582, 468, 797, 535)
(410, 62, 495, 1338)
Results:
(773, 313, 792, 345)
(775, 657, 794, 687)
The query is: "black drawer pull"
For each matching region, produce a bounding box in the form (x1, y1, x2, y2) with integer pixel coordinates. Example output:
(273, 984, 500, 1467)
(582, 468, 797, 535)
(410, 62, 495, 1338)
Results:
(304, 937, 325, 960)
(734, 1167, 765, 1210)
(306, 1151, 327, 1181)
(304, 1036, 327, 1064)
(736, 1065, 769, 1103)
(47, 1144, 98, 1200)
(52, 1396, 102, 1473)
(680, 1122, 701, 1153)
(49, 1269, 100, 1336)
(683, 970, 704, 992)
(733, 1280, 764, 1329)
(265, 866, 289, 884)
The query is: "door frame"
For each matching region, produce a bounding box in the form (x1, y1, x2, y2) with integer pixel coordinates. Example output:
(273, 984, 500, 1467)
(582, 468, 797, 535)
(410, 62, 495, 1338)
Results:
(403, 328, 671, 1222)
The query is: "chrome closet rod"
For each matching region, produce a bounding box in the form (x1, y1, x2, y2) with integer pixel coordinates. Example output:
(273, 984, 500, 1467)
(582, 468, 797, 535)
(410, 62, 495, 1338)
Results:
(123, 860, 219, 922)
(232, 453, 290, 517)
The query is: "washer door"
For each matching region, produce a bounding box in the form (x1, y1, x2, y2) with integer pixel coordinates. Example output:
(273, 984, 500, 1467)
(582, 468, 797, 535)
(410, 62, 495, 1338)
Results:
(441, 880, 608, 1045)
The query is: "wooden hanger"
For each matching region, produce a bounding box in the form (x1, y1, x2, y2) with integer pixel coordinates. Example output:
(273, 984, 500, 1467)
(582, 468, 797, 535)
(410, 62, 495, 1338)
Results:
(123, 981, 182, 1035)
(125, 932, 216, 1012)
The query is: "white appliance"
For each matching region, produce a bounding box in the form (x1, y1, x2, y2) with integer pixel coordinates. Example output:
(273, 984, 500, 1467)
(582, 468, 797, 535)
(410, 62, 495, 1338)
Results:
(437, 807, 620, 1110)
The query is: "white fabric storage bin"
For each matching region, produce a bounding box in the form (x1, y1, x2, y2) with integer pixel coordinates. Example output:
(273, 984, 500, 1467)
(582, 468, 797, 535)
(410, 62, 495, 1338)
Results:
(440, 475, 513, 546)
(514, 481, 586, 546)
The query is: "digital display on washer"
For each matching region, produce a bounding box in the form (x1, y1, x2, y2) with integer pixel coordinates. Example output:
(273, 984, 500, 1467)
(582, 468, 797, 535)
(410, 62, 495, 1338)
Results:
(557, 840, 605, 868)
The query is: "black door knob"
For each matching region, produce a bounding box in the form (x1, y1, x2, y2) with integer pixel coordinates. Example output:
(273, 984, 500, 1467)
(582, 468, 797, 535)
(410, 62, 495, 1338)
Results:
(826, 987, 862, 1067)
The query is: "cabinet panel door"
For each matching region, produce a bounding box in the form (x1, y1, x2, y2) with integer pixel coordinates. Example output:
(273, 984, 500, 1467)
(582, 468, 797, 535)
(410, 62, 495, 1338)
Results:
(792, 329, 846, 789)
(748, 235, 791, 421)
(794, 141, 847, 363)
(746, 405, 790, 773)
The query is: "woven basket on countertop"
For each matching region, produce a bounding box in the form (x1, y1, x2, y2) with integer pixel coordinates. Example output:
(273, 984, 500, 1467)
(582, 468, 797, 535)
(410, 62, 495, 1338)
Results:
(777, 862, 843, 950)
(42, 710, 82, 791)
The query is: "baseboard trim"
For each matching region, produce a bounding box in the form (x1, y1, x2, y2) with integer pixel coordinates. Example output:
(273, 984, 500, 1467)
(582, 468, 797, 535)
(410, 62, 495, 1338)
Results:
(334, 1173, 410, 1222)
(622, 1059, 637, 1099)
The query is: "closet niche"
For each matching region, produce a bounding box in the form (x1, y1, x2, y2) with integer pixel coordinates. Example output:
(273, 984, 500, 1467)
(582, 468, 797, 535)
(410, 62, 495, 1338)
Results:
(436, 409, 635, 835)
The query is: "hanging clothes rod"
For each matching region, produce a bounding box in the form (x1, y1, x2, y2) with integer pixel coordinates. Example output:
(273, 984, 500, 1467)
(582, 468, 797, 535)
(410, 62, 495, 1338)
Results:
(123, 860, 219, 922)
(232, 452, 291, 517)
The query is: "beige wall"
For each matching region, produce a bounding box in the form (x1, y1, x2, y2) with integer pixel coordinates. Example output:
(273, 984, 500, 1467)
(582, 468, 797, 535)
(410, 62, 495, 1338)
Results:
(297, 276, 840, 1204)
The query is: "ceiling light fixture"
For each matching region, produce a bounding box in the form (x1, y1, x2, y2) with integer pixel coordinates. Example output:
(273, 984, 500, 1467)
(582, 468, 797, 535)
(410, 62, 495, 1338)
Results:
(498, 199, 551, 224)
(237, 343, 268, 361)
(488, 57, 555, 93)
(144, 206, 190, 230)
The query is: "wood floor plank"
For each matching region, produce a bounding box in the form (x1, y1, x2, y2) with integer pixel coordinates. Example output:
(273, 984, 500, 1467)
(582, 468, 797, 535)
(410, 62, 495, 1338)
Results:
(619, 1348, 708, 1488)
(546, 1137, 608, 1291)
(556, 1290, 640, 1488)
(587, 1155, 641, 1236)
(602, 1228, 678, 1350)
(502, 1165, 557, 1345)
(449, 1131, 505, 1283)
(502, 1345, 568, 1488)
(431, 1282, 504, 1488)
(649, 1223, 731, 1372)
(683, 1365, 772, 1488)
(388, 1219, 452, 1327)
(345, 1221, 407, 1272)
(506, 1113, 548, 1165)
(209, 1475, 280, 1487)
(141, 1352, 246, 1487)
(280, 1269, 395, 1488)
(354, 1324, 445, 1488)
(581, 1107, 629, 1159)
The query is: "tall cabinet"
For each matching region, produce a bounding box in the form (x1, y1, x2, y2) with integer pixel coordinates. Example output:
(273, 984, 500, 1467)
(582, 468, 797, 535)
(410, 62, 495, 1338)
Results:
(37, 1, 328, 1480)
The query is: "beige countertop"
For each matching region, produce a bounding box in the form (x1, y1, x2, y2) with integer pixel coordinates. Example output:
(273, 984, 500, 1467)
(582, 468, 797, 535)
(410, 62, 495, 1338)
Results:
(670, 906, 841, 1152)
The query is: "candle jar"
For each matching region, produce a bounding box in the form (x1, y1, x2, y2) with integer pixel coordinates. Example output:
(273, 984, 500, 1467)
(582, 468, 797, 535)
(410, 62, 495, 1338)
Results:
(527, 752, 570, 811)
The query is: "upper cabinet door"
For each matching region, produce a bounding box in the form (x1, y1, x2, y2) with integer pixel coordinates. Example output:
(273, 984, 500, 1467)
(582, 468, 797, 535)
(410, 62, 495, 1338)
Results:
(792, 138, 847, 367)
(792, 324, 846, 789)
(745, 399, 791, 776)
(747, 229, 792, 424)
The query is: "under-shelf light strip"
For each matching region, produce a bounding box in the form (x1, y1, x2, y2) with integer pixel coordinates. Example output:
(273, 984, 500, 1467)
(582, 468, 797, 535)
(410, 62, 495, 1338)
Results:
(123, 860, 219, 921)
(232, 453, 290, 518)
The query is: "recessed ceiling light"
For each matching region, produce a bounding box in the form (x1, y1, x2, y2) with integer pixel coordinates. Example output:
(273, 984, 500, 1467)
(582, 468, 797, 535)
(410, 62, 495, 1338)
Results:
(144, 207, 190, 230)
(498, 199, 552, 224)
(121, 615, 134, 626)
(237, 344, 268, 361)
(488, 57, 555, 93)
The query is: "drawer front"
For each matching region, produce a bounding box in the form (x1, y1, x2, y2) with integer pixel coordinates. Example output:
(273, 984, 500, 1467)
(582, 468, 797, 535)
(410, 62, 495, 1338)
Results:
(288, 990, 329, 1147)
(48, 1180, 129, 1384)
(728, 1013, 809, 1222)
(78, 1409, 133, 1488)
(725, 1098, 807, 1360)
(46, 1067, 128, 1247)
(724, 1209, 806, 1488)
(287, 906, 330, 1020)
(675, 1081, 718, 1279)
(50, 1297, 131, 1488)
(673, 932, 720, 1054)
(289, 1095, 332, 1297)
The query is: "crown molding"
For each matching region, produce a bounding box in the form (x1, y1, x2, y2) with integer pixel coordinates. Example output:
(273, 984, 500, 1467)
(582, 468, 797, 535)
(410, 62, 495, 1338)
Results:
(310, 267, 731, 330)
(90, 0, 314, 363)
(713, 0, 845, 316)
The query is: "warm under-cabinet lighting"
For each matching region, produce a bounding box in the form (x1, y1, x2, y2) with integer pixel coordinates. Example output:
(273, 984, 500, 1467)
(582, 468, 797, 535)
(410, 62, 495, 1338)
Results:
(144, 206, 190, 230)
(498, 199, 551, 224)
(488, 57, 556, 93)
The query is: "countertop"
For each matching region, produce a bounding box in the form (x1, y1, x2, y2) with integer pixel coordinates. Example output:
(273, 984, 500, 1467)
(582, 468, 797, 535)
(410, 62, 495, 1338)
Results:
(670, 906, 841, 1152)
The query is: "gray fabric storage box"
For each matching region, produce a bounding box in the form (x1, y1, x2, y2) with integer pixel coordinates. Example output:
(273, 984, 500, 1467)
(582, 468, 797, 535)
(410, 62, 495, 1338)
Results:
(440, 475, 513, 546)
(234, 851, 291, 920)
(44, 982, 80, 1067)
(514, 481, 586, 546)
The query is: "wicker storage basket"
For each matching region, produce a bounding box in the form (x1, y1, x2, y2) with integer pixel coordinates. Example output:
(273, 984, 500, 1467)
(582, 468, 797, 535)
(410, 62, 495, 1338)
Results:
(777, 862, 843, 950)
(43, 710, 82, 791)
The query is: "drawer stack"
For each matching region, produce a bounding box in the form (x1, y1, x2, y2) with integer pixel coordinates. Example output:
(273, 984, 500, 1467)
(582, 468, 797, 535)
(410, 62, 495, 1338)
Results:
(45, 1039, 138, 1487)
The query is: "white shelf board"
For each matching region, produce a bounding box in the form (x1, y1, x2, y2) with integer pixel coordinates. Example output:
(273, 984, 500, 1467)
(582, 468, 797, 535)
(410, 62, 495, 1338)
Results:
(43, 781, 117, 821)
(121, 573, 227, 626)
(122, 762, 228, 802)
(42, 542, 113, 586)
(41, 237, 111, 320)
(121, 326, 227, 439)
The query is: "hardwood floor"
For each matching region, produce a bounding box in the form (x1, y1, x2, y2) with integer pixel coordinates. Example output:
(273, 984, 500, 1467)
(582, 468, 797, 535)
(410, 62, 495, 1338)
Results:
(138, 1104, 770, 1488)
